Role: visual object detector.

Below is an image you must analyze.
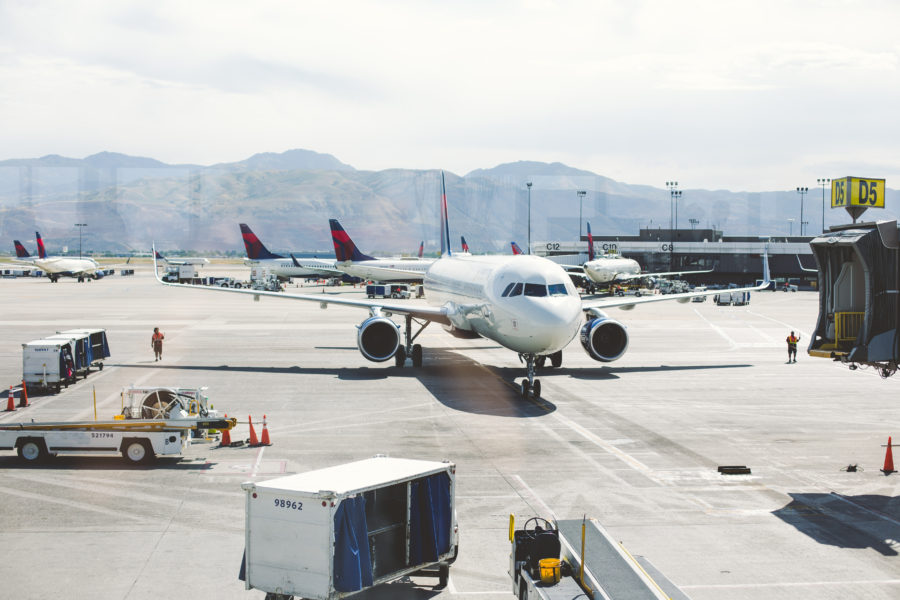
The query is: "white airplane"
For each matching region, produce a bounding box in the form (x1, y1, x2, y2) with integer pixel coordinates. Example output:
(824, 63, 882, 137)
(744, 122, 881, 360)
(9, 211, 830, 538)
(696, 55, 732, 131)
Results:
(154, 250, 209, 267)
(329, 219, 433, 282)
(10, 232, 106, 282)
(240, 224, 341, 279)
(572, 222, 712, 286)
(154, 173, 770, 400)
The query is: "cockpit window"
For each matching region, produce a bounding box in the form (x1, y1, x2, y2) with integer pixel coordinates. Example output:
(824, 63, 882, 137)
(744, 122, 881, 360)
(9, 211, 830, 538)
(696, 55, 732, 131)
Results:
(501, 282, 516, 297)
(548, 283, 568, 297)
(523, 283, 547, 297)
(509, 282, 523, 297)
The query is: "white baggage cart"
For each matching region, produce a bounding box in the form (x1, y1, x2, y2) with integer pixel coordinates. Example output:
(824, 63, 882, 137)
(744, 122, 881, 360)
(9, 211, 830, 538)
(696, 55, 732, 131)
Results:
(240, 456, 458, 599)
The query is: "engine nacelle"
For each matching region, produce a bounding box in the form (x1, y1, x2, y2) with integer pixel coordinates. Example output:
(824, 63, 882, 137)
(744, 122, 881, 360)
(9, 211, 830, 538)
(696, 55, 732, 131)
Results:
(580, 315, 629, 362)
(357, 316, 401, 362)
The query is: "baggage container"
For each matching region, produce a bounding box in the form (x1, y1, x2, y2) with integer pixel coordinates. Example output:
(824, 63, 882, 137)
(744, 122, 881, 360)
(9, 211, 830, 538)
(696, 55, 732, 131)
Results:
(57, 328, 110, 370)
(240, 455, 458, 599)
(22, 339, 77, 392)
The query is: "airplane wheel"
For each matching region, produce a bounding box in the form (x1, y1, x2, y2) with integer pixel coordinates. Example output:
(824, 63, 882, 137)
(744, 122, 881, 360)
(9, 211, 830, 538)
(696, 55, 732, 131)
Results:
(394, 346, 407, 367)
(535, 356, 546, 369)
(411, 344, 423, 368)
(532, 380, 541, 399)
(550, 351, 562, 369)
(520, 379, 530, 399)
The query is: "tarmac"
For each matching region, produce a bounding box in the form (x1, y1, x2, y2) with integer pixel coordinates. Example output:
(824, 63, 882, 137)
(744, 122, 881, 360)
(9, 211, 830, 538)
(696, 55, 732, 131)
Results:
(0, 267, 898, 600)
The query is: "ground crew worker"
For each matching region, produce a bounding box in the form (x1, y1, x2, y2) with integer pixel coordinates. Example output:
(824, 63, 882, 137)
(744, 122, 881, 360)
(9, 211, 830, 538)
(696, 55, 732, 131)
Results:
(151, 327, 165, 361)
(786, 331, 800, 363)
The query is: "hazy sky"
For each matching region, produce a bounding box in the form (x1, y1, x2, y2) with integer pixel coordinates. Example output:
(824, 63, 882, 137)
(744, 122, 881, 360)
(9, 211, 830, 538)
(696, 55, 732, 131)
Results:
(1, 0, 898, 192)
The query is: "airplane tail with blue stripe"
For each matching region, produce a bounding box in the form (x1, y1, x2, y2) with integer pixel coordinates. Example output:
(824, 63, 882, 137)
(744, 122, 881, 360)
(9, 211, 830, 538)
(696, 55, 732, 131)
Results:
(439, 171, 452, 258)
(240, 224, 284, 260)
(587, 222, 594, 262)
(35, 231, 46, 259)
(329, 219, 376, 262)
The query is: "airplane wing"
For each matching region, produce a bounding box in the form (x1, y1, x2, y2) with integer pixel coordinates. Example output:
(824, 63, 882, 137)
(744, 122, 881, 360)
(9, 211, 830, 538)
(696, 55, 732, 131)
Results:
(582, 280, 770, 312)
(616, 267, 715, 281)
(797, 255, 817, 273)
(153, 250, 451, 325)
(290, 254, 343, 276)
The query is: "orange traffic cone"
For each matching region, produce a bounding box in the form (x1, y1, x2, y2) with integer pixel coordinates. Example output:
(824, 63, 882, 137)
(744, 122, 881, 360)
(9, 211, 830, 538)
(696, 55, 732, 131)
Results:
(882, 436, 896, 475)
(6, 386, 15, 412)
(19, 380, 28, 408)
(219, 413, 232, 447)
(260, 414, 272, 446)
(248, 415, 259, 446)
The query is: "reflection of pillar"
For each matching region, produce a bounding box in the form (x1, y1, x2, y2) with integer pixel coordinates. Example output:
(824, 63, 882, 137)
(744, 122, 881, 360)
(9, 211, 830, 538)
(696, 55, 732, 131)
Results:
(188, 169, 201, 249)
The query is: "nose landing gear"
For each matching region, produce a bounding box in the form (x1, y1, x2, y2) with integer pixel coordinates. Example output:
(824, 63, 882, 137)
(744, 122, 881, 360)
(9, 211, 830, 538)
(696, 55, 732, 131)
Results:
(519, 354, 542, 400)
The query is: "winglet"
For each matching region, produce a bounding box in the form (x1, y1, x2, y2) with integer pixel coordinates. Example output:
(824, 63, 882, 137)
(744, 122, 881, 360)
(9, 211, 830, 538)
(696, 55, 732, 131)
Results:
(439, 171, 452, 258)
(329, 219, 376, 262)
(587, 222, 594, 262)
(240, 224, 284, 260)
(151, 243, 164, 283)
(762, 245, 771, 285)
(511, 241, 524, 255)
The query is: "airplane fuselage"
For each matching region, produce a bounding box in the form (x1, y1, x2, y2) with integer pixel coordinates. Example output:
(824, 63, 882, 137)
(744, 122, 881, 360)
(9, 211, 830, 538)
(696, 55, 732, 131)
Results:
(583, 255, 642, 284)
(246, 257, 337, 278)
(337, 258, 433, 283)
(34, 256, 101, 277)
(425, 254, 583, 355)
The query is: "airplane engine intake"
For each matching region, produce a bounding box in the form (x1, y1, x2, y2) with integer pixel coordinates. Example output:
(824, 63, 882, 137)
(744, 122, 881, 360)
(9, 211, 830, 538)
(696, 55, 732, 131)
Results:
(357, 316, 401, 362)
(580, 316, 629, 362)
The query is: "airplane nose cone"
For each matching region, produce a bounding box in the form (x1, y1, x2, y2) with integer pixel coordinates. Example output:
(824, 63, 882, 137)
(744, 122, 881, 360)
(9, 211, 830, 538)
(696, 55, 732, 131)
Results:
(515, 297, 582, 354)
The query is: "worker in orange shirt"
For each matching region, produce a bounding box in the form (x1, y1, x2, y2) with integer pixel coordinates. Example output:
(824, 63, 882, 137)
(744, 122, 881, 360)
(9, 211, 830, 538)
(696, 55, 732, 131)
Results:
(786, 331, 800, 363)
(151, 327, 165, 361)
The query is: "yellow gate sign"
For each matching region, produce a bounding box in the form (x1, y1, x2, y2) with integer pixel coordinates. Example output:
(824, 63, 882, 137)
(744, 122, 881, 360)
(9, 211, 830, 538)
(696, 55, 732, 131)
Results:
(831, 177, 885, 208)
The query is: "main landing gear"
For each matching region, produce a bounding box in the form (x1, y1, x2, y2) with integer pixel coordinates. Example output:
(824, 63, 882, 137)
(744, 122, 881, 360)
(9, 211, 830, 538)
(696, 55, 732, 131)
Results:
(395, 314, 430, 368)
(518, 351, 563, 400)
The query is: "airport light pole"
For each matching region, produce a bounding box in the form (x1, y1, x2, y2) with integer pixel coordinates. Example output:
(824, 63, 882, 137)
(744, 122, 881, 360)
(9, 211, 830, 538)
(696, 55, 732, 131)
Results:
(796, 186, 808, 236)
(526, 181, 532, 255)
(577, 190, 586, 239)
(666, 181, 680, 271)
(75, 223, 87, 258)
(689, 218, 699, 230)
(817, 178, 831, 233)
(787, 218, 794, 236)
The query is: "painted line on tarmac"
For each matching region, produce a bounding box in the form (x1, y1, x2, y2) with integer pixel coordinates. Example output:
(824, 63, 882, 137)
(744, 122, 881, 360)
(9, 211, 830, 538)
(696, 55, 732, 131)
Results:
(692, 308, 738, 349)
(0, 486, 155, 524)
(682, 578, 900, 590)
(510, 474, 557, 520)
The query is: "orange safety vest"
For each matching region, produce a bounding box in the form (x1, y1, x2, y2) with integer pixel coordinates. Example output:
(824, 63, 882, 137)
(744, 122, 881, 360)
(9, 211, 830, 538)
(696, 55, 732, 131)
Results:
(152, 332, 164, 343)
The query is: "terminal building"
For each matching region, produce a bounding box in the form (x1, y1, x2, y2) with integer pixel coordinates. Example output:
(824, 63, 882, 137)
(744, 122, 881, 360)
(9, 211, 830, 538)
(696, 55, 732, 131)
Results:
(535, 227, 817, 286)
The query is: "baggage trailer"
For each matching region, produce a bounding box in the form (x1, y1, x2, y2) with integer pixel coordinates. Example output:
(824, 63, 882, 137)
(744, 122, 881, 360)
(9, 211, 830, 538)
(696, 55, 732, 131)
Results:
(240, 455, 458, 599)
(510, 515, 690, 600)
(57, 328, 110, 371)
(22, 338, 78, 393)
(0, 416, 236, 464)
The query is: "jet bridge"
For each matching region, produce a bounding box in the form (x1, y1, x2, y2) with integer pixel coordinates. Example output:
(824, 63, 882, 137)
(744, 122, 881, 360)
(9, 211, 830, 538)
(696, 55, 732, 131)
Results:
(808, 220, 900, 376)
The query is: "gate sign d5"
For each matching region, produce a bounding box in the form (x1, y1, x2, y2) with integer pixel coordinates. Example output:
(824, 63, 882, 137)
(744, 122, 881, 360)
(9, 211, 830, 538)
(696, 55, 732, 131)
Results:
(831, 177, 886, 222)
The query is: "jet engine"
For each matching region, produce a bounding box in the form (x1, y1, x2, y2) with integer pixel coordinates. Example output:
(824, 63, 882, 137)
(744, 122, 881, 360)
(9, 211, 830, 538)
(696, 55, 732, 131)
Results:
(580, 313, 629, 362)
(357, 316, 401, 362)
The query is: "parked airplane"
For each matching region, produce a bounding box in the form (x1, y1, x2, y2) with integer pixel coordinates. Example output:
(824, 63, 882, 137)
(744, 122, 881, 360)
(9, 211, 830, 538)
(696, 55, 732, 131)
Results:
(511, 241, 525, 255)
(240, 224, 340, 279)
(154, 251, 209, 266)
(571, 222, 712, 286)
(417, 241, 424, 258)
(11, 232, 106, 282)
(155, 173, 770, 400)
(330, 219, 433, 282)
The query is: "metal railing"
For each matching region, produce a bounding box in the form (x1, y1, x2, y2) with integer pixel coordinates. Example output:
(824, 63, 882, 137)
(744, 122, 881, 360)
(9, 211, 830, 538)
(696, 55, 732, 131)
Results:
(835, 312, 864, 344)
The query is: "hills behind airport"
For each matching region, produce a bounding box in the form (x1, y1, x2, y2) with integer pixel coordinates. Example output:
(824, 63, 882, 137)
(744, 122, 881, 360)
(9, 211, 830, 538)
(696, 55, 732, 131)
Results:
(0, 149, 897, 254)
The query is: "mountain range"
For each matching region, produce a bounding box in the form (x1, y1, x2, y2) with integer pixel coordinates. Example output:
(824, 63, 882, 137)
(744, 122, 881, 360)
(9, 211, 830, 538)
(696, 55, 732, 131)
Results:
(0, 149, 895, 254)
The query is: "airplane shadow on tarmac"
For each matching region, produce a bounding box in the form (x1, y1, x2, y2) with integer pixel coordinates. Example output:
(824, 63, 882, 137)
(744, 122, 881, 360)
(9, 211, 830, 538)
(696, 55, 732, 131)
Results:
(0, 455, 215, 471)
(773, 492, 900, 556)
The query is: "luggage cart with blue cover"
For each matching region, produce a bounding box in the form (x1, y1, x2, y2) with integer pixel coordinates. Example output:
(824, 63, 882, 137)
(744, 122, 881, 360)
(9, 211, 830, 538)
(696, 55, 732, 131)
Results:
(57, 328, 110, 371)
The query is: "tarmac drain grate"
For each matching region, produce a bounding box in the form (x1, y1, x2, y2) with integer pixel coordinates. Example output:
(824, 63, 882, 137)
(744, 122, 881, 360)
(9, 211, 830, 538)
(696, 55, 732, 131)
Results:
(718, 465, 752, 475)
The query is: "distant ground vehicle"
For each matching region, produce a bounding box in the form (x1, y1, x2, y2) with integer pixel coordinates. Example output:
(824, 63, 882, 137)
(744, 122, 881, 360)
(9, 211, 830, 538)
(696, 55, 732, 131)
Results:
(714, 292, 733, 306)
(209, 277, 245, 289)
(783, 283, 798, 292)
(691, 286, 708, 302)
(162, 264, 199, 283)
(366, 284, 410, 299)
(732, 291, 751, 305)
